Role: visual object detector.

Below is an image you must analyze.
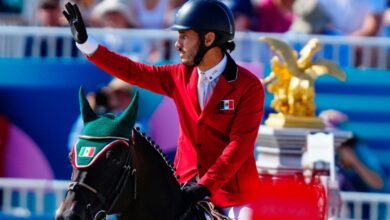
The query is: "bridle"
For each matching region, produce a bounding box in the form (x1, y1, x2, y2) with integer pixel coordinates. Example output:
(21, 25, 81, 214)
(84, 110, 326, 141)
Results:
(67, 136, 137, 220)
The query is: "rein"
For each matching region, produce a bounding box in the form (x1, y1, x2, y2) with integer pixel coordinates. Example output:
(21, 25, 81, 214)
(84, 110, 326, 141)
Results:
(68, 136, 136, 220)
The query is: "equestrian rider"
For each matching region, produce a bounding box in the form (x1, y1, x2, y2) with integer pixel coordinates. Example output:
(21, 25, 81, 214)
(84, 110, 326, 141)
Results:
(63, 0, 264, 218)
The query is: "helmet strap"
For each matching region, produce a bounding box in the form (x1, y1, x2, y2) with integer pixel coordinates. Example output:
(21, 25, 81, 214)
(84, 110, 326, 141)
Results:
(193, 32, 211, 66)
(193, 31, 226, 66)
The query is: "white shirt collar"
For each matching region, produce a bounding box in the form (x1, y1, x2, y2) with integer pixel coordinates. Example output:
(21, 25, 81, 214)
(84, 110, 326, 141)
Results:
(197, 54, 227, 82)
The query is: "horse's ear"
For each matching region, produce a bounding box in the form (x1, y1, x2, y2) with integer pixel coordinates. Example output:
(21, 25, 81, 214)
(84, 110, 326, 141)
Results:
(117, 91, 139, 128)
(79, 86, 98, 124)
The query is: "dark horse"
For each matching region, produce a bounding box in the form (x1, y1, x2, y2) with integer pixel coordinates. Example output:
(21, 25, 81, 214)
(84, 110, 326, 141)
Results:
(55, 88, 209, 220)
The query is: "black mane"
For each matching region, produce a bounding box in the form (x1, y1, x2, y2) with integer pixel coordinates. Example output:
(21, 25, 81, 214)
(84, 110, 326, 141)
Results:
(133, 127, 179, 184)
(136, 127, 175, 170)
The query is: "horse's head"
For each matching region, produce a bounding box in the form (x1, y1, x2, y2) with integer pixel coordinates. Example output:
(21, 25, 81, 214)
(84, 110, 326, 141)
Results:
(56, 87, 138, 220)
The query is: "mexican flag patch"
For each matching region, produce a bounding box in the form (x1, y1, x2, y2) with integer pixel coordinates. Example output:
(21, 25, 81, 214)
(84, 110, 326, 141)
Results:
(73, 139, 129, 168)
(79, 147, 96, 157)
(220, 100, 234, 110)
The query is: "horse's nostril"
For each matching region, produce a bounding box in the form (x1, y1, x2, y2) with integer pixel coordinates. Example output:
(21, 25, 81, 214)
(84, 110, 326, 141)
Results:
(55, 215, 64, 220)
(55, 210, 64, 220)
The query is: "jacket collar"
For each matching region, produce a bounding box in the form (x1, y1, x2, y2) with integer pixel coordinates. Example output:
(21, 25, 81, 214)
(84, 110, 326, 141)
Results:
(197, 54, 227, 83)
(200, 53, 237, 118)
(221, 53, 238, 82)
(187, 53, 238, 117)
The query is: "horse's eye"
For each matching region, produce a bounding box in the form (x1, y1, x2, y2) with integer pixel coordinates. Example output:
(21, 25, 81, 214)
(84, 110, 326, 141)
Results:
(105, 149, 125, 165)
(105, 149, 117, 159)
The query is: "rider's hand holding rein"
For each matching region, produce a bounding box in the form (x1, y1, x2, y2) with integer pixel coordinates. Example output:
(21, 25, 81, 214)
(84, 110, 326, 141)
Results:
(62, 2, 88, 44)
(182, 184, 211, 206)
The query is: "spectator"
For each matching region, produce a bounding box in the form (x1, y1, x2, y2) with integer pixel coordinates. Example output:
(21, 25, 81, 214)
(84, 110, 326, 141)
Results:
(222, 0, 254, 31)
(127, 0, 186, 29)
(162, 0, 187, 28)
(91, 0, 139, 28)
(319, 0, 386, 37)
(107, 78, 134, 113)
(108, 78, 149, 133)
(288, 0, 333, 35)
(319, 0, 386, 67)
(60, 0, 100, 26)
(90, 0, 144, 59)
(320, 109, 390, 219)
(37, 0, 62, 27)
(319, 109, 386, 192)
(124, 0, 186, 62)
(25, 0, 78, 57)
(252, 0, 295, 33)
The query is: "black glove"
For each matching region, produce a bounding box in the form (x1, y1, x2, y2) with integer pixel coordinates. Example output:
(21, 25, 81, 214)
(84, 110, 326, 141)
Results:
(182, 184, 211, 206)
(62, 2, 88, 44)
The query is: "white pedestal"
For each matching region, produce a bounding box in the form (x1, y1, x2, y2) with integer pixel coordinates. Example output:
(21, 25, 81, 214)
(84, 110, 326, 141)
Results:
(256, 126, 353, 174)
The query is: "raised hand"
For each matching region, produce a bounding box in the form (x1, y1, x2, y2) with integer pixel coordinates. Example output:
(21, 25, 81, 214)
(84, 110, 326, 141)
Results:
(62, 2, 88, 44)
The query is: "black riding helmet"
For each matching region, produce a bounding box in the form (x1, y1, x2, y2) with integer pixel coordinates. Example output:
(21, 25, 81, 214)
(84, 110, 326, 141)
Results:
(169, 0, 235, 65)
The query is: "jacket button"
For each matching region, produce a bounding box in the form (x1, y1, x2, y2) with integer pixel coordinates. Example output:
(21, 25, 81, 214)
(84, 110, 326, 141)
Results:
(198, 143, 202, 147)
(198, 121, 203, 125)
(197, 165, 202, 169)
(175, 175, 180, 179)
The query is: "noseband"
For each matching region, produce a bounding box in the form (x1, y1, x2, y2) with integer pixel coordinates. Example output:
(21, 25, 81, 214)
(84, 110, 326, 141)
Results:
(67, 136, 136, 220)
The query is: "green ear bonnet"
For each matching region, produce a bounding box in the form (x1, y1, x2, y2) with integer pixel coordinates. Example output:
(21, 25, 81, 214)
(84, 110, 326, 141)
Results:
(73, 87, 138, 168)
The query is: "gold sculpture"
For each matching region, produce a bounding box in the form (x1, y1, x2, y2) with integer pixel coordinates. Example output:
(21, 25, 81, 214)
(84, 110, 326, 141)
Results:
(260, 37, 346, 128)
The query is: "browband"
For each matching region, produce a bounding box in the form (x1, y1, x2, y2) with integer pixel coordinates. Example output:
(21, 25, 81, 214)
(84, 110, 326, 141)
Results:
(79, 135, 130, 142)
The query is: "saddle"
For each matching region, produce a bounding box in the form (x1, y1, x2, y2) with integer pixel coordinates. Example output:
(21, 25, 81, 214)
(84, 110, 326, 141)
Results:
(180, 200, 231, 220)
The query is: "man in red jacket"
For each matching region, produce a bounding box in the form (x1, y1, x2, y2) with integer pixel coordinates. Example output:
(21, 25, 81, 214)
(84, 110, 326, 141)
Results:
(63, 0, 264, 218)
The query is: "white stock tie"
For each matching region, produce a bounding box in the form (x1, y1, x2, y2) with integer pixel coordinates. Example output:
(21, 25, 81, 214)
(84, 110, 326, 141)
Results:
(198, 73, 209, 110)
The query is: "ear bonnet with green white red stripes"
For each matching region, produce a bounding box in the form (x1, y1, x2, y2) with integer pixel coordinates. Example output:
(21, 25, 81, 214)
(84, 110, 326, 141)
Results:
(73, 87, 138, 168)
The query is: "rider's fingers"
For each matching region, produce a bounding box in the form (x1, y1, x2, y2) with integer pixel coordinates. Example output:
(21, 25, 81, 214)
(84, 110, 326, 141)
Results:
(65, 2, 75, 19)
(63, 10, 71, 22)
(73, 4, 83, 22)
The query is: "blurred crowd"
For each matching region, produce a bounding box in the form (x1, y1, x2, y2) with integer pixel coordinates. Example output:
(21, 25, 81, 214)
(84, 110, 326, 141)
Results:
(1, 0, 390, 37)
(1, 0, 390, 65)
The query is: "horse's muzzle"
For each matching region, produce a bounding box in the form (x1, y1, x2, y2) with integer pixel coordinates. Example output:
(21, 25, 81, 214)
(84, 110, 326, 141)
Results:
(55, 202, 90, 220)
(55, 212, 84, 220)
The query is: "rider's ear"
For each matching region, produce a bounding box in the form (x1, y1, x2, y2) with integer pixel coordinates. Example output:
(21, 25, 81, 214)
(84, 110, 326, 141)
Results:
(204, 32, 216, 47)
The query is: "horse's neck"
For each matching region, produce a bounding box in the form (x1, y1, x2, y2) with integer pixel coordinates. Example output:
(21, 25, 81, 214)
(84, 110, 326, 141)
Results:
(131, 130, 186, 219)
(134, 133, 177, 181)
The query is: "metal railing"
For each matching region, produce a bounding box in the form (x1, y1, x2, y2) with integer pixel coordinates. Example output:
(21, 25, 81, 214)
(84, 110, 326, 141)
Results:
(0, 178, 68, 217)
(339, 191, 390, 220)
(1, 26, 390, 68)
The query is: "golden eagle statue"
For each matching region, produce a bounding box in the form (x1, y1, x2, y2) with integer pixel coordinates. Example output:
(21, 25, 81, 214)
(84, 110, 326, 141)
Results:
(260, 37, 346, 128)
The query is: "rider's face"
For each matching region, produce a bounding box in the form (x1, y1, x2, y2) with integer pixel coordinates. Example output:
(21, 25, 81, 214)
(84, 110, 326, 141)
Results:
(175, 30, 200, 66)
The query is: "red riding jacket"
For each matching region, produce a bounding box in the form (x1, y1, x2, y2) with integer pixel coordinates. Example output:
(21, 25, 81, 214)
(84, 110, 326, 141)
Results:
(87, 45, 265, 208)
